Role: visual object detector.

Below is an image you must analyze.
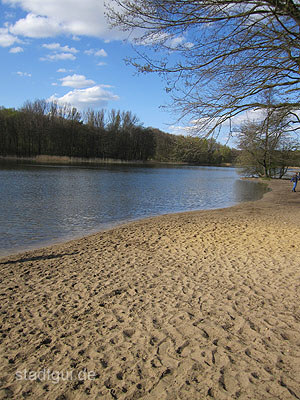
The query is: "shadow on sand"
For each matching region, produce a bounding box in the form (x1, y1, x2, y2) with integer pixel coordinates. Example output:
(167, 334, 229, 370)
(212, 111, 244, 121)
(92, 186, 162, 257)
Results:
(0, 251, 79, 265)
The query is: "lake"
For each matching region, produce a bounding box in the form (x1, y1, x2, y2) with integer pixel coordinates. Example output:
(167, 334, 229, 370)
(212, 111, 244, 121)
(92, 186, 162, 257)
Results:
(0, 162, 267, 257)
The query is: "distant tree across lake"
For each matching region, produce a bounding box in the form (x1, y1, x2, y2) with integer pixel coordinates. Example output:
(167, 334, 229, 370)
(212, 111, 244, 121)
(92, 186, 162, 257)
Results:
(0, 99, 236, 165)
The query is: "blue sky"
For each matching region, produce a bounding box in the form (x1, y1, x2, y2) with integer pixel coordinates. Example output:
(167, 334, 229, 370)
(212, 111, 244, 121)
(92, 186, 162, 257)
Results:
(0, 0, 267, 146)
(0, 0, 180, 134)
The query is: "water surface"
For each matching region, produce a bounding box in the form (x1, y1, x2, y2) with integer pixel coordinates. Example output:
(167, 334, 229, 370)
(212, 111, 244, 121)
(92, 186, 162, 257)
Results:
(0, 162, 267, 257)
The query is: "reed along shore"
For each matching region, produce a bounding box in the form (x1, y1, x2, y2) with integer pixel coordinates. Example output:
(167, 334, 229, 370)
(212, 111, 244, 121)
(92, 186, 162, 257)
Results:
(0, 179, 299, 400)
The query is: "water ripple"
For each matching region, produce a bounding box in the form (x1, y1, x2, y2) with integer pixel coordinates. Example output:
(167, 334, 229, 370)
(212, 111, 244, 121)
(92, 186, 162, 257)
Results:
(0, 164, 266, 256)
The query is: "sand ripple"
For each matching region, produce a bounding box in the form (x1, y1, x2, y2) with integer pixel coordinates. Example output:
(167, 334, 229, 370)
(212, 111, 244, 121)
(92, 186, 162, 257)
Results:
(0, 179, 300, 399)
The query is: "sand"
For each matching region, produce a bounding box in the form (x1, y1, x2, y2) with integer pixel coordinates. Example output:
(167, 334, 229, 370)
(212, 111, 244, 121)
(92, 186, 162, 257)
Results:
(0, 179, 300, 400)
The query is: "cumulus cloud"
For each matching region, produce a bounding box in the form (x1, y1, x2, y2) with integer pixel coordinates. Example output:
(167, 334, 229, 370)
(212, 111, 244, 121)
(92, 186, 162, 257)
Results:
(48, 85, 119, 109)
(42, 42, 78, 54)
(4, 0, 126, 41)
(170, 109, 268, 137)
(9, 13, 61, 38)
(229, 109, 267, 126)
(169, 124, 195, 136)
(60, 74, 96, 88)
(85, 48, 107, 57)
(0, 27, 19, 47)
(94, 49, 107, 57)
(41, 52, 76, 61)
(40, 42, 78, 61)
(9, 46, 23, 53)
(141, 32, 193, 49)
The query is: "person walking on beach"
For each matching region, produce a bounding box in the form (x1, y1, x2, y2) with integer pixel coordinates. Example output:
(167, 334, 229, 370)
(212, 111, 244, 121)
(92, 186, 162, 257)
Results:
(291, 173, 298, 192)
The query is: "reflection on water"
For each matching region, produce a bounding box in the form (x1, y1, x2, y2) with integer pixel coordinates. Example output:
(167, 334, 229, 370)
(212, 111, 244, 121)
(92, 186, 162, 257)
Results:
(0, 162, 267, 257)
(233, 179, 268, 202)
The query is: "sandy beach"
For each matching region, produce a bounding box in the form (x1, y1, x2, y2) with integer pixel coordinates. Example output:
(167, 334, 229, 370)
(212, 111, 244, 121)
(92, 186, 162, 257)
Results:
(0, 179, 300, 400)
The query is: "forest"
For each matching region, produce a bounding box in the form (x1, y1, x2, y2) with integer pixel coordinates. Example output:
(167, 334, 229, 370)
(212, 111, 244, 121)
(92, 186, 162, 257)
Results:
(0, 100, 236, 165)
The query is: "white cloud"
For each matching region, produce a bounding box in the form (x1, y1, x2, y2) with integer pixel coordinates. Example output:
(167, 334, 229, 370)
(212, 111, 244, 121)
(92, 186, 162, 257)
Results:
(9, 46, 23, 53)
(200, 109, 267, 128)
(40, 42, 78, 61)
(9, 13, 61, 38)
(4, 0, 126, 41)
(42, 42, 78, 54)
(85, 48, 107, 57)
(97, 62, 107, 67)
(41, 52, 76, 61)
(230, 109, 267, 125)
(48, 85, 119, 109)
(169, 124, 195, 136)
(141, 32, 169, 46)
(140, 31, 193, 49)
(170, 109, 268, 137)
(168, 36, 184, 48)
(60, 74, 95, 88)
(0, 27, 19, 47)
(17, 71, 31, 77)
(184, 42, 194, 49)
(84, 49, 94, 56)
(94, 49, 107, 57)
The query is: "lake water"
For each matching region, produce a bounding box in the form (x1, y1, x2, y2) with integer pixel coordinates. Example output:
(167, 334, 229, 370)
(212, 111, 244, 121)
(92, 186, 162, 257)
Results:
(0, 162, 267, 257)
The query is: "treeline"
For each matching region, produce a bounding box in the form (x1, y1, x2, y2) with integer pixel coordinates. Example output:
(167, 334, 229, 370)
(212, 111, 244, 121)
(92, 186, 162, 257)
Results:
(153, 129, 237, 164)
(0, 100, 236, 164)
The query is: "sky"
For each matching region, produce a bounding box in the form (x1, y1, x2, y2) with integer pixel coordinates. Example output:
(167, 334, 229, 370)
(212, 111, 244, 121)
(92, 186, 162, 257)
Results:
(0, 0, 182, 134)
(0, 0, 268, 146)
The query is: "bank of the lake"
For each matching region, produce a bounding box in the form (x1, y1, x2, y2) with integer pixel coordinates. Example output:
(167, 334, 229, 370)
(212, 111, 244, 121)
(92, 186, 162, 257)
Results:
(0, 179, 299, 400)
(0, 154, 233, 167)
(0, 155, 162, 165)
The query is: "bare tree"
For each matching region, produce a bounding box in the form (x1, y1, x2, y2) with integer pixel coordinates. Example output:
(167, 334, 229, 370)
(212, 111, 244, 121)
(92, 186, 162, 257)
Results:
(236, 101, 299, 178)
(121, 110, 140, 131)
(107, 0, 300, 134)
(84, 109, 106, 129)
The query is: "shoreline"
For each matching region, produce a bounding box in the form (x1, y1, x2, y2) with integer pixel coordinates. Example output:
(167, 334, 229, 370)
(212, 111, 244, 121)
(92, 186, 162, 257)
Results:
(1, 179, 300, 399)
(0, 155, 158, 165)
(0, 155, 190, 167)
(0, 154, 233, 167)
